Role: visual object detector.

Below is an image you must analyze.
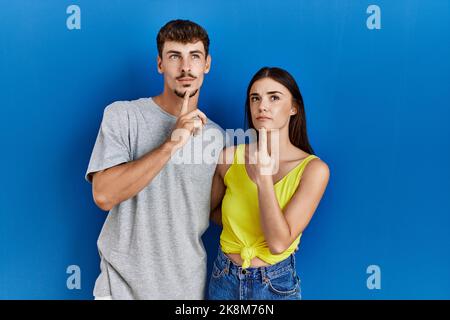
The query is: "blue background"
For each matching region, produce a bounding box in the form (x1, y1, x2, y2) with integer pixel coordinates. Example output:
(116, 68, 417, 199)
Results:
(1, 0, 449, 299)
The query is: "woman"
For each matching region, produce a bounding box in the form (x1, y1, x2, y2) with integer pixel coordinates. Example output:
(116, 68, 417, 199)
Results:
(208, 67, 330, 300)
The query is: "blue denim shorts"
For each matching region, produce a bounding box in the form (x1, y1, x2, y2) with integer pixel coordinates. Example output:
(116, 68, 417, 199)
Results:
(208, 247, 301, 300)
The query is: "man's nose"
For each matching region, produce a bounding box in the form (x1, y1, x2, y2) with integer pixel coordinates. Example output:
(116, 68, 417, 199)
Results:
(181, 57, 191, 73)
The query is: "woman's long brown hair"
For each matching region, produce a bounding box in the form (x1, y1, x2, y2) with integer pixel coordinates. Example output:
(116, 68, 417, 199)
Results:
(245, 67, 314, 154)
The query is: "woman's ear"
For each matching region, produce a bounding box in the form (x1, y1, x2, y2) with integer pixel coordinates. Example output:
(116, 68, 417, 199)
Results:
(290, 106, 298, 116)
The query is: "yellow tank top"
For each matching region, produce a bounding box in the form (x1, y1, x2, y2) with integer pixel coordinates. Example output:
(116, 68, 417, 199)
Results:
(220, 144, 319, 269)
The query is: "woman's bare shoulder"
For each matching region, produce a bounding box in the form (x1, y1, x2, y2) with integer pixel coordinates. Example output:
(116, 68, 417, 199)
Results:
(302, 157, 330, 182)
(216, 145, 237, 178)
(291, 147, 329, 179)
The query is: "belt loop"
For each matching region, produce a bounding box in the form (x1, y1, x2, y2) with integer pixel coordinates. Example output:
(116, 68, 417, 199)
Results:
(261, 266, 268, 284)
(225, 254, 231, 275)
(291, 253, 296, 269)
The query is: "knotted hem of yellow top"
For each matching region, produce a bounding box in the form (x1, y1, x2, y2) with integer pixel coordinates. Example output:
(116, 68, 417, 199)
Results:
(222, 245, 266, 269)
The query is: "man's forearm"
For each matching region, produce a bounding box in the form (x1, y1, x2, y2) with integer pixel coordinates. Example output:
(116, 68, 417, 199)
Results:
(93, 140, 177, 211)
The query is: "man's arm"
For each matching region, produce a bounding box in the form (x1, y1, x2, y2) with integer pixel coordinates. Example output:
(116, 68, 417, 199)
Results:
(92, 140, 176, 211)
(91, 90, 207, 211)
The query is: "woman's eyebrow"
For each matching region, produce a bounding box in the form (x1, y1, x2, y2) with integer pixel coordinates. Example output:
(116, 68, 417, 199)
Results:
(266, 91, 284, 95)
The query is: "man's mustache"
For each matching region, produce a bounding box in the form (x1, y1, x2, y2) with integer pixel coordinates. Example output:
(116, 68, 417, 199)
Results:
(176, 73, 197, 80)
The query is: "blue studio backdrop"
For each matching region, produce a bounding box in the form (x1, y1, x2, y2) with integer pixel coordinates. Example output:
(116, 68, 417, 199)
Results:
(1, 0, 449, 299)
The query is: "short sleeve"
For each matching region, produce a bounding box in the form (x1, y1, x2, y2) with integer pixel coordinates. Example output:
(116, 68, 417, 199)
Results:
(85, 102, 131, 183)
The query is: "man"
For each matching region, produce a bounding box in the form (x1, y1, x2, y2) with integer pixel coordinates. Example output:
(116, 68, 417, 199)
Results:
(85, 19, 224, 299)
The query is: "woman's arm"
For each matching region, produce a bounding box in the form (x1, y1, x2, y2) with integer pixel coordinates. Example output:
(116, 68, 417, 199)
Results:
(256, 159, 330, 254)
(209, 146, 235, 226)
(252, 128, 330, 254)
(210, 168, 225, 226)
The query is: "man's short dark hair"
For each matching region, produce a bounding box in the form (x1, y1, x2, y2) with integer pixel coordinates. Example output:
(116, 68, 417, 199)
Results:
(157, 19, 210, 58)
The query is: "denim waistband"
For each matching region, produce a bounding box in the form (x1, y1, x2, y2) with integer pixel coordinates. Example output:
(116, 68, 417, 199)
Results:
(215, 246, 296, 280)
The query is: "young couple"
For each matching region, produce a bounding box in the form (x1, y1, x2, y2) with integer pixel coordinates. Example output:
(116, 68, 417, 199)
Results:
(85, 19, 329, 300)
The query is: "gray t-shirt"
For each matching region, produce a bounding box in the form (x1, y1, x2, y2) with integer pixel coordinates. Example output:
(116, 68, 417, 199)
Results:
(85, 97, 224, 299)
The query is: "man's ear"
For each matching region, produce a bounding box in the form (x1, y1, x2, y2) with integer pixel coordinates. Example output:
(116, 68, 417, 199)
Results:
(204, 55, 212, 74)
(157, 55, 163, 74)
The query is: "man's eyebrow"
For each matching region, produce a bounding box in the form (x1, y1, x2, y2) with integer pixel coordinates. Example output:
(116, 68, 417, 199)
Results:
(165, 50, 205, 56)
(190, 50, 205, 56)
(166, 50, 181, 55)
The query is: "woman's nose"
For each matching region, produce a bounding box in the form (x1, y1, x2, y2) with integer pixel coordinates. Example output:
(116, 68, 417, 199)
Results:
(259, 101, 269, 112)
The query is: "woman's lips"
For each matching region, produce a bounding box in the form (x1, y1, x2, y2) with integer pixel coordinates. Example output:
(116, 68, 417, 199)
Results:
(256, 117, 272, 121)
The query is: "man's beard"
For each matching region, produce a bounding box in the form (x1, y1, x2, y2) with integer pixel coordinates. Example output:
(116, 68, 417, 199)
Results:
(174, 88, 199, 98)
